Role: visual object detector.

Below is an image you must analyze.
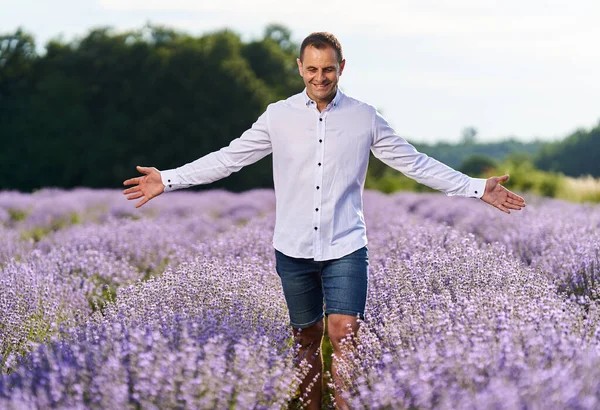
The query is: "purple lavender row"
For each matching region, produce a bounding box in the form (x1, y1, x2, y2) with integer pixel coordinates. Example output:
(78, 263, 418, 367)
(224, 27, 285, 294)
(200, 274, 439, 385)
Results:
(2, 320, 299, 409)
(0, 188, 270, 264)
(2, 188, 599, 408)
(333, 192, 600, 408)
(1, 216, 304, 408)
(381, 192, 600, 304)
(0, 189, 275, 370)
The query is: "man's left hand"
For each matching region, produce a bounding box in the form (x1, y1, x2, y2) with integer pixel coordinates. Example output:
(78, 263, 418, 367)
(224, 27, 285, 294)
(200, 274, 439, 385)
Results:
(481, 174, 526, 214)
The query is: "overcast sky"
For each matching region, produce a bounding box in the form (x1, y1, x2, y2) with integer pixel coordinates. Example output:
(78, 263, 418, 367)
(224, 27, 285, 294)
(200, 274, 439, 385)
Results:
(2, 0, 599, 143)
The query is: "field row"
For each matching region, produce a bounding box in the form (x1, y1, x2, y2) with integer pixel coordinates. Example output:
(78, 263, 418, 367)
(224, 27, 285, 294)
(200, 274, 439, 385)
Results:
(1, 189, 599, 408)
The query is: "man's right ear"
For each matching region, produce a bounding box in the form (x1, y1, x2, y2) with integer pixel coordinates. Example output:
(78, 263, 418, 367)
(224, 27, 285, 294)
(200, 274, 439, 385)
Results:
(339, 59, 346, 75)
(296, 58, 304, 76)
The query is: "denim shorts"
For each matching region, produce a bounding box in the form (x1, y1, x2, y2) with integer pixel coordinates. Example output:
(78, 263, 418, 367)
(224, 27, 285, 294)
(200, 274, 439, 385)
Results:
(274, 246, 369, 329)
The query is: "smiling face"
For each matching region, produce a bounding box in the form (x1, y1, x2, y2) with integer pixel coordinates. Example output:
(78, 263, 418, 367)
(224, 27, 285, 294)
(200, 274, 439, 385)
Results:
(297, 45, 345, 111)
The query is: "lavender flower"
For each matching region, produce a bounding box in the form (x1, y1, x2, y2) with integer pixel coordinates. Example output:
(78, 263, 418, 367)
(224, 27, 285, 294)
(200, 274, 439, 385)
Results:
(0, 188, 599, 408)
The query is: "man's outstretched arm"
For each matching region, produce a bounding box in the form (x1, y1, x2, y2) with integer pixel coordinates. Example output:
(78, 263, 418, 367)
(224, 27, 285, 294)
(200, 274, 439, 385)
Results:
(122, 109, 272, 208)
(370, 110, 526, 214)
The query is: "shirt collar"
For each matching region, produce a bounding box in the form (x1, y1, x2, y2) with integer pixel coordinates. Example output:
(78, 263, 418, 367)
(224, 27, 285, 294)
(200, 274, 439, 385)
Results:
(303, 88, 344, 109)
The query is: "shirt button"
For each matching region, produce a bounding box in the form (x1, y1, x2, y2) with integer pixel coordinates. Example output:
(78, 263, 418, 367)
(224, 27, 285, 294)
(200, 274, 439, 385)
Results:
(319, 118, 323, 122)
(168, 179, 171, 182)
(316, 186, 320, 190)
(169, 185, 172, 188)
(475, 190, 478, 194)
(318, 163, 321, 166)
(315, 208, 319, 211)
(314, 227, 318, 230)
(319, 139, 322, 143)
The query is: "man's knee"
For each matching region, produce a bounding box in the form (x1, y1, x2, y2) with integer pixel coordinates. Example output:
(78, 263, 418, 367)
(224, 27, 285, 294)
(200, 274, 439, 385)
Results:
(294, 319, 324, 347)
(293, 319, 324, 347)
(327, 314, 359, 349)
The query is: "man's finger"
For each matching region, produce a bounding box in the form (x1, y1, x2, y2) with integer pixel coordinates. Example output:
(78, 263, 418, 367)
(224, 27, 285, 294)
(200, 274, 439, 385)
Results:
(497, 203, 510, 214)
(507, 191, 525, 204)
(123, 177, 141, 186)
(497, 174, 509, 184)
(136, 197, 149, 208)
(127, 192, 144, 200)
(123, 186, 140, 195)
(505, 202, 522, 210)
(507, 197, 525, 206)
(505, 197, 521, 205)
(136, 166, 152, 175)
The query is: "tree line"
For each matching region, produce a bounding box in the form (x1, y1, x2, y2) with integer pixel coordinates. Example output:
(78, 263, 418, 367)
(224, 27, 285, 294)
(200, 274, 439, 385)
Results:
(535, 123, 600, 178)
(0, 24, 303, 192)
(1, 24, 598, 193)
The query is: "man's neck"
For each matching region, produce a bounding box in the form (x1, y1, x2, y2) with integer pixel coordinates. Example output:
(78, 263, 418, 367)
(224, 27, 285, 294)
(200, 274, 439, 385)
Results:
(316, 102, 329, 112)
(313, 88, 337, 112)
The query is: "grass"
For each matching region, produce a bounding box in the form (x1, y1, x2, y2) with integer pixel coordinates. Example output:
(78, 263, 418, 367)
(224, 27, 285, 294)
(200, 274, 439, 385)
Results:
(368, 162, 600, 204)
(8, 208, 28, 222)
(558, 175, 600, 203)
(20, 212, 82, 242)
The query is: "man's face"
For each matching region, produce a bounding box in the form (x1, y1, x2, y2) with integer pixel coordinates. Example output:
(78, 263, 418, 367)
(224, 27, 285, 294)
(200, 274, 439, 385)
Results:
(297, 45, 345, 105)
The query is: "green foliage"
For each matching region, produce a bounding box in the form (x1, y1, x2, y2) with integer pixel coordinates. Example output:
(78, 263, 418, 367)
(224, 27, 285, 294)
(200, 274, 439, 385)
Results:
(0, 24, 303, 192)
(458, 154, 497, 176)
(0, 27, 36, 91)
(460, 126, 478, 144)
(20, 212, 81, 242)
(413, 138, 545, 170)
(2, 23, 595, 200)
(366, 172, 437, 194)
(578, 191, 600, 203)
(554, 176, 600, 204)
(241, 24, 301, 101)
(1, 308, 69, 371)
(535, 121, 600, 178)
(366, 154, 437, 194)
(7, 208, 27, 222)
(88, 277, 117, 313)
(141, 257, 171, 280)
(486, 154, 564, 198)
(366, 150, 596, 203)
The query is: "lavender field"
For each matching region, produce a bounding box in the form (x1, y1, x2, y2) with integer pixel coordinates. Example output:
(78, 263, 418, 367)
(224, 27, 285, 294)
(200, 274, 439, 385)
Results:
(1, 188, 599, 409)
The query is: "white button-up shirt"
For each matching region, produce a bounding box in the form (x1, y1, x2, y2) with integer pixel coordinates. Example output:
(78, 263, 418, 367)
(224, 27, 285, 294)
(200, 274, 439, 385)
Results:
(160, 89, 486, 261)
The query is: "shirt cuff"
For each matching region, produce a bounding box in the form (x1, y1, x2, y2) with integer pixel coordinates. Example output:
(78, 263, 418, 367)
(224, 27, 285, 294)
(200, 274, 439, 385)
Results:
(468, 178, 487, 198)
(160, 169, 181, 193)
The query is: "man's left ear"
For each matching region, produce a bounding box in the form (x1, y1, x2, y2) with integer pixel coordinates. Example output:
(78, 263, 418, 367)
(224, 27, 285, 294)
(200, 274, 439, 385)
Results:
(339, 59, 346, 75)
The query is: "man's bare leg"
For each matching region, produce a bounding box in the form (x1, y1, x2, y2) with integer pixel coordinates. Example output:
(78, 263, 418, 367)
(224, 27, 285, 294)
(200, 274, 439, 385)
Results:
(327, 314, 360, 410)
(293, 319, 324, 410)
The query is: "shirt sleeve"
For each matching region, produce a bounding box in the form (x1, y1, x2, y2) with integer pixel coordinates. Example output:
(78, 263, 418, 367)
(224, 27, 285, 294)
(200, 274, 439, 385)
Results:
(370, 110, 486, 198)
(160, 109, 273, 192)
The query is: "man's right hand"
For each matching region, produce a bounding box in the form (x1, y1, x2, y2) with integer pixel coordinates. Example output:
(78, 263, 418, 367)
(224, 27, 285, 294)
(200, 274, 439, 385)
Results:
(123, 166, 165, 208)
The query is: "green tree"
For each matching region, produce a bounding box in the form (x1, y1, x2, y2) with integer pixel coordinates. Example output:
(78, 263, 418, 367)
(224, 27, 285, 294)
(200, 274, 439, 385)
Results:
(461, 126, 477, 145)
(535, 122, 600, 177)
(0, 24, 305, 192)
(0, 28, 39, 188)
(0, 28, 36, 89)
(488, 153, 563, 198)
(241, 26, 303, 101)
(264, 24, 296, 54)
(459, 154, 497, 176)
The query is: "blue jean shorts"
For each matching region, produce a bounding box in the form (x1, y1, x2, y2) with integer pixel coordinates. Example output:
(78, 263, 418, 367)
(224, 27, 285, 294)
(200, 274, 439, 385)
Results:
(274, 246, 369, 329)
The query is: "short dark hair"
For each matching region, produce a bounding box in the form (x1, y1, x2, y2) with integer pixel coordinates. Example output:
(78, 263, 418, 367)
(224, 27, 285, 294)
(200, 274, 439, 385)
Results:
(300, 32, 343, 63)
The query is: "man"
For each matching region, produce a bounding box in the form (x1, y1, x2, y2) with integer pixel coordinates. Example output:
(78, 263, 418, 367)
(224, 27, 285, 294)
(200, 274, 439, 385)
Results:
(123, 32, 526, 409)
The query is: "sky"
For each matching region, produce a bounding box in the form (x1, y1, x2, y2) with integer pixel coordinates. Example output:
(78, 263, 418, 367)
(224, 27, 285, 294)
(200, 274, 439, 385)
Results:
(2, 0, 599, 143)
